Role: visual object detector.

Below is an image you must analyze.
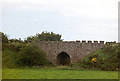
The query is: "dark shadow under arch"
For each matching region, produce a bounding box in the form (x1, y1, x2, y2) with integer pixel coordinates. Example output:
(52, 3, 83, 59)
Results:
(57, 52, 70, 65)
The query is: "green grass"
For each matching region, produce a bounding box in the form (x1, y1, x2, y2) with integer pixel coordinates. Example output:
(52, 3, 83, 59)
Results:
(2, 68, 118, 79)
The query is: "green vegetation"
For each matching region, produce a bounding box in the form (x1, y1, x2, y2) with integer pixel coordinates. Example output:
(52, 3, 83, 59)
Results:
(25, 31, 62, 43)
(1, 32, 54, 68)
(17, 44, 51, 67)
(9, 38, 23, 43)
(1, 32, 119, 70)
(1, 31, 119, 79)
(0, 32, 8, 44)
(2, 43, 52, 68)
(73, 44, 119, 71)
(2, 68, 118, 79)
(0, 32, 9, 51)
(2, 49, 18, 68)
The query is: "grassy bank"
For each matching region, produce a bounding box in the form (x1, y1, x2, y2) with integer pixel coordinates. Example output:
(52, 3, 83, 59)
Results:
(2, 68, 118, 79)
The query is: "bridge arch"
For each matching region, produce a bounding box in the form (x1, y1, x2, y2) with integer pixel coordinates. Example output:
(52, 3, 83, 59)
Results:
(56, 52, 70, 65)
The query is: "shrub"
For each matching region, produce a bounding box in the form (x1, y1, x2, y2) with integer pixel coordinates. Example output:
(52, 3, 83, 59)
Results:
(2, 49, 18, 68)
(17, 44, 50, 67)
(77, 44, 119, 71)
(2, 42, 25, 68)
(7, 43, 25, 52)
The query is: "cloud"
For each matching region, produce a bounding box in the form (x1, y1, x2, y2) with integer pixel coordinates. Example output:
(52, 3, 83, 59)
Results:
(2, 0, 118, 19)
(1, 0, 119, 41)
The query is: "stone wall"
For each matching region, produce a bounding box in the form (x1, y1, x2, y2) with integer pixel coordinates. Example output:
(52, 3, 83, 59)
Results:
(34, 40, 106, 65)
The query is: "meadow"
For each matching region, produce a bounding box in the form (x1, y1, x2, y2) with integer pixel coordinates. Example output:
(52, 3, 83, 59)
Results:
(1, 32, 119, 80)
(2, 68, 118, 79)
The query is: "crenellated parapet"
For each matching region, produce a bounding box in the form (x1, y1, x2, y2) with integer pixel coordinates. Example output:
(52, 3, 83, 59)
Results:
(35, 40, 116, 43)
(34, 40, 117, 50)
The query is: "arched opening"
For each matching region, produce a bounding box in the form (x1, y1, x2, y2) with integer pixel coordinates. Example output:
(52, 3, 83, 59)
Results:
(57, 52, 70, 65)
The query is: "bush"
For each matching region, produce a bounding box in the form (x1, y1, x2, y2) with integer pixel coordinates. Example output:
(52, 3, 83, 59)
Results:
(76, 44, 119, 71)
(17, 44, 50, 67)
(2, 49, 18, 68)
(2, 42, 25, 68)
(5, 43, 25, 52)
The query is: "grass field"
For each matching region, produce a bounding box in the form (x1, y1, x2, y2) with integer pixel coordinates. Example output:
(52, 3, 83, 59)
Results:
(2, 68, 118, 79)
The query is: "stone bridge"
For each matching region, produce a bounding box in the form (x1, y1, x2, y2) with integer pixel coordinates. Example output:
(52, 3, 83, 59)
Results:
(34, 40, 114, 65)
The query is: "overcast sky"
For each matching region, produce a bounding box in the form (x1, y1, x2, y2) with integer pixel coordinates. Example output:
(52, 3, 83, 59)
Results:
(0, 0, 119, 42)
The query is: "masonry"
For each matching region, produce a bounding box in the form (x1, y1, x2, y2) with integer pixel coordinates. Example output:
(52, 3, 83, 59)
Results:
(34, 40, 115, 65)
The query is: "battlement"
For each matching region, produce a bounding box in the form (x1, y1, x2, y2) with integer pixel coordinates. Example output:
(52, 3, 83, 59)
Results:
(35, 40, 116, 45)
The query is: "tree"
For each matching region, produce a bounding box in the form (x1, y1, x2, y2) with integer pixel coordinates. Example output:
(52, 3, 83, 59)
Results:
(25, 31, 62, 43)
(37, 31, 62, 41)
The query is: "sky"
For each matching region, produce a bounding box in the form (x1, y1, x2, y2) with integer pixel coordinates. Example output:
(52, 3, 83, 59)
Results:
(0, 0, 119, 42)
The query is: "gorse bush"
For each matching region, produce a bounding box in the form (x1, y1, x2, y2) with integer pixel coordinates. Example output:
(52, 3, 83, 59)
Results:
(77, 44, 119, 71)
(17, 44, 49, 67)
(5, 43, 25, 52)
(2, 42, 25, 68)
